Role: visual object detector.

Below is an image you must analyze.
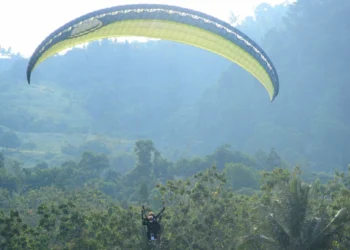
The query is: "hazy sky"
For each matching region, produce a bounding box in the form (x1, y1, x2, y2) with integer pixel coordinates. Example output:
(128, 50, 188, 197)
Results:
(1, 0, 288, 57)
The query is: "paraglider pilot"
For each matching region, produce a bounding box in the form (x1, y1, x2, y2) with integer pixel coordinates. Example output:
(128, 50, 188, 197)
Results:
(141, 205, 165, 241)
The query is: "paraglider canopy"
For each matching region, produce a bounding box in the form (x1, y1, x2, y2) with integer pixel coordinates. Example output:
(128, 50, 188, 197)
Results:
(26, 3, 279, 101)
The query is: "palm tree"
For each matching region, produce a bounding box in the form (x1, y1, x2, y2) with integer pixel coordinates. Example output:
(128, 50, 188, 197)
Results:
(238, 168, 350, 250)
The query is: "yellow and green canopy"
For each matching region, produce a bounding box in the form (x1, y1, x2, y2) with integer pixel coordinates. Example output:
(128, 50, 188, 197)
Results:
(26, 4, 279, 101)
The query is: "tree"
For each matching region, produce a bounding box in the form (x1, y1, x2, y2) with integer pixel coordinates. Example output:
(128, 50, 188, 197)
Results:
(239, 167, 350, 250)
(134, 140, 155, 177)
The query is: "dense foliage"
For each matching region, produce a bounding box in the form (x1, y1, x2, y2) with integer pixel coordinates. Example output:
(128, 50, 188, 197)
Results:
(0, 142, 350, 249)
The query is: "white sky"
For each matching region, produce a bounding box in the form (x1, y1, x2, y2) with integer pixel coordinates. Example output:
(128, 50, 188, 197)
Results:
(0, 0, 287, 57)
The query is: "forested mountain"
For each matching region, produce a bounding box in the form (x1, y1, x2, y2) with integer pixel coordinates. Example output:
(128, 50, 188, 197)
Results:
(1, 0, 348, 171)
